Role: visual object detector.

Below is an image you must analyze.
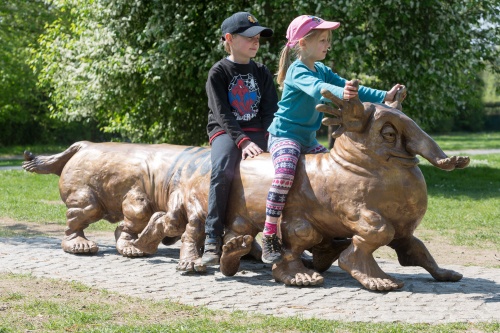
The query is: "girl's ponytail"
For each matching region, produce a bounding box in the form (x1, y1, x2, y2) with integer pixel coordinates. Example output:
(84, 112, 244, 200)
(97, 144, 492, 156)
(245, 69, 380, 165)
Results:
(276, 45, 292, 89)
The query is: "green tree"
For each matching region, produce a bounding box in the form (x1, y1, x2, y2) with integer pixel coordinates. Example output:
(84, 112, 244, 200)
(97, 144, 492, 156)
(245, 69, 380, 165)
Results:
(317, 0, 499, 131)
(34, 0, 499, 145)
(0, 0, 55, 144)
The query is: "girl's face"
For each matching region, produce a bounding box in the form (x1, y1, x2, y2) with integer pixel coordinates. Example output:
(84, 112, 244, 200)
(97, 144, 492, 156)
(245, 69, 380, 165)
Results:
(227, 34, 260, 64)
(302, 30, 331, 62)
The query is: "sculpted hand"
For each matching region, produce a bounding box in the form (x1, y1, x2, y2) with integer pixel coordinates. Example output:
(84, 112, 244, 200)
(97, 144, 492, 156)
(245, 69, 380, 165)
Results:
(241, 140, 263, 160)
(385, 84, 407, 102)
(343, 80, 359, 100)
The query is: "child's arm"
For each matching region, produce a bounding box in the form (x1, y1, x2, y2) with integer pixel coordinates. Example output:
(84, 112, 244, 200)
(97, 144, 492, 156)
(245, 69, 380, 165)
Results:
(290, 63, 345, 101)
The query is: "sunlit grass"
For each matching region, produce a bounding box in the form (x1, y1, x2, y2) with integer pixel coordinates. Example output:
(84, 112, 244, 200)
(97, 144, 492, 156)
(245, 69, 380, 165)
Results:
(419, 153, 500, 248)
(0, 170, 115, 235)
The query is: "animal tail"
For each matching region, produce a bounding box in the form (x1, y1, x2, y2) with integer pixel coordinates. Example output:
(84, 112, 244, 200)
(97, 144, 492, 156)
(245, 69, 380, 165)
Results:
(22, 141, 90, 176)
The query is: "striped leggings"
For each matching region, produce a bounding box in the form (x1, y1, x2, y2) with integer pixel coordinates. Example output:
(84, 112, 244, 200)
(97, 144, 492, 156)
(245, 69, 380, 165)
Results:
(265, 138, 328, 219)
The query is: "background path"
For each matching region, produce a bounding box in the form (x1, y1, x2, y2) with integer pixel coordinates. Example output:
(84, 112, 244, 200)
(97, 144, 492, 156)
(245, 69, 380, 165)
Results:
(1, 235, 498, 323)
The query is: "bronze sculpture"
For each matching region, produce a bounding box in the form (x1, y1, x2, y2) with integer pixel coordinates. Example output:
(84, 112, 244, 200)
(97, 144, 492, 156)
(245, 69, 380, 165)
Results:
(23, 86, 470, 291)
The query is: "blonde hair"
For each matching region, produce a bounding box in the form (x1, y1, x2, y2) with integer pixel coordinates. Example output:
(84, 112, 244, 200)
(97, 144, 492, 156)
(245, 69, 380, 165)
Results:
(276, 29, 332, 89)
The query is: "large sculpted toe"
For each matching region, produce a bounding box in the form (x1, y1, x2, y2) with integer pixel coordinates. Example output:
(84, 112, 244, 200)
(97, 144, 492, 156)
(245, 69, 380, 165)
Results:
(361, 275, 404, 291)
(115, 229, 146, 257)
(222, 235, 253, 256)
(176, 258, 206, 273)
(290, 272, 324, 286)
(119, 244, 145, 257)
(117, 238, 145, 257)
(431, 268, 463, 282)
(177, 241, 205, 273)
(349, 268, 404, 291)
(62, 236, 98, 254)
(339, 249, 404, 291)
(272, 259, 324, 287)
(220, 235, 253, 277)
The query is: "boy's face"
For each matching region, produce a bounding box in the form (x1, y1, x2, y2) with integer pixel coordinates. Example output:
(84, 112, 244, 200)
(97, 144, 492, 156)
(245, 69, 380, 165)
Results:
(227, 33, 261, 63)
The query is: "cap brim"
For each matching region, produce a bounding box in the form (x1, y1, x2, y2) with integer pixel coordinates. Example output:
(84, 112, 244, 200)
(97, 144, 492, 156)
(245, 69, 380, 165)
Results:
(315, 21, 340, 30)
(238, 26, 274, 38)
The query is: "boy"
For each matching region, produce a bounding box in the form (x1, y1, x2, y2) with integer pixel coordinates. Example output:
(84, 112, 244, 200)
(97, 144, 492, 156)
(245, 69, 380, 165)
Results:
(202, 12, 278, 265)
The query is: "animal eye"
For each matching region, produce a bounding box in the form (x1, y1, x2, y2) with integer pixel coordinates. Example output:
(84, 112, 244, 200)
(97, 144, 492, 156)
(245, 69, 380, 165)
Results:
(381, 125, 397, 143)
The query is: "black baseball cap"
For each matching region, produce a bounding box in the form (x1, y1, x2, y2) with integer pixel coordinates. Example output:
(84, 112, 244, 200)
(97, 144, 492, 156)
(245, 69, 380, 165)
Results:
(221, 12, 273, 40)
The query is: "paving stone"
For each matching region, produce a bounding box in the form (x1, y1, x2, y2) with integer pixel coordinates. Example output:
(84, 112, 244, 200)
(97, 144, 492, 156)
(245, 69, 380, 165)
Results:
(0, 236, 499, 323)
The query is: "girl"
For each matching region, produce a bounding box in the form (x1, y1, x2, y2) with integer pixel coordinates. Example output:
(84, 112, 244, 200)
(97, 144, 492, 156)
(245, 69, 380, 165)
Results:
(262, 15, 404, 264)
(203, 12, 279, 265)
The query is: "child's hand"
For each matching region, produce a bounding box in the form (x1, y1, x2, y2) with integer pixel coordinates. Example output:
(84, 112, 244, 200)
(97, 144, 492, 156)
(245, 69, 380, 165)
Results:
(241, 141, 263, 160)
(385, 84, 407, 102)
(343, 80, 358, 100)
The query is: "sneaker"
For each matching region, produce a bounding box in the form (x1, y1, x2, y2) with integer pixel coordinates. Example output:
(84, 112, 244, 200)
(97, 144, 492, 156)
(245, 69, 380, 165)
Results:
(201, 236, 222, 266)
(261, 234, 283, 264)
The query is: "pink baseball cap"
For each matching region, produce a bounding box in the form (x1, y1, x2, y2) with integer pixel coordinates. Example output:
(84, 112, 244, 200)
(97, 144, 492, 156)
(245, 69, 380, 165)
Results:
(286, 15, 340, 48)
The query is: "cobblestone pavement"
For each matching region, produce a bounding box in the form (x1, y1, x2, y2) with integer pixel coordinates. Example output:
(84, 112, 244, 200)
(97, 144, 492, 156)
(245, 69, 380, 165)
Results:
(1, 235, 499, 323)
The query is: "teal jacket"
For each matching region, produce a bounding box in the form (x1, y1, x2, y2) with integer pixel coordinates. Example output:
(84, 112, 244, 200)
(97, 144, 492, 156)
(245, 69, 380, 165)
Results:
(268, 60, 386, 147)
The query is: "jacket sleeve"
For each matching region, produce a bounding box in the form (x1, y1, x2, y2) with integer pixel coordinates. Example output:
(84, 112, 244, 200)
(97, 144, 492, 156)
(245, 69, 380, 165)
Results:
(258, 65, 279, 132)
(290, 63, 346, 102)
(206, 67, 248, 146)
(323, 65, 386, 103)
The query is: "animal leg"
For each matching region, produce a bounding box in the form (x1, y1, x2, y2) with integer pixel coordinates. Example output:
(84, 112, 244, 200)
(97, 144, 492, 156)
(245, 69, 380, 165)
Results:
(338, 210, 404, 291)
(62, 189, 102, 254)
(133, 191, 187, 254)
(115, 188, 155, 257)
(176, 217, 205, 273)
(272, 219, 324, 286)
(389, 236, 462, 282)
(174, 193, 206, 273)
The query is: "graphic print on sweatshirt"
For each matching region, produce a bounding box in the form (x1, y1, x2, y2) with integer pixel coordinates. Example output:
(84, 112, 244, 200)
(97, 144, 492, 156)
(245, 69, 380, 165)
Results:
(228, 74, 261, 121)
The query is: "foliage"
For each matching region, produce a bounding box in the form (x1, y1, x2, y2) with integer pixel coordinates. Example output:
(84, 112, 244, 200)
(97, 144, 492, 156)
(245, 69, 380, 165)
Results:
(32, 0, 500, 144)
(0, 1, 53, 145)
(0, 1, 102, 146)
(316, 0, 499, 131)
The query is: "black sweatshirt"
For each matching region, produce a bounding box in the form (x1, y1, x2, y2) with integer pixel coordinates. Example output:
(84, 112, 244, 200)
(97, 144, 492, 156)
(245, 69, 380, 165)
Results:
(206, 58, 279, 148)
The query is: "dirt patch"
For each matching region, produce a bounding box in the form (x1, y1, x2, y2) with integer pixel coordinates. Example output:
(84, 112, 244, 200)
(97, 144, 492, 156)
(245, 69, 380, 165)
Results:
(0, 217, 110, 239)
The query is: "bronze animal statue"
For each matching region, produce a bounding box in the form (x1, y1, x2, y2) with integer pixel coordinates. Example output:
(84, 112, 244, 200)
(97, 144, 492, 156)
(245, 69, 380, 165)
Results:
(22, 87, 469, 291)
(134, 87, 470, 291)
